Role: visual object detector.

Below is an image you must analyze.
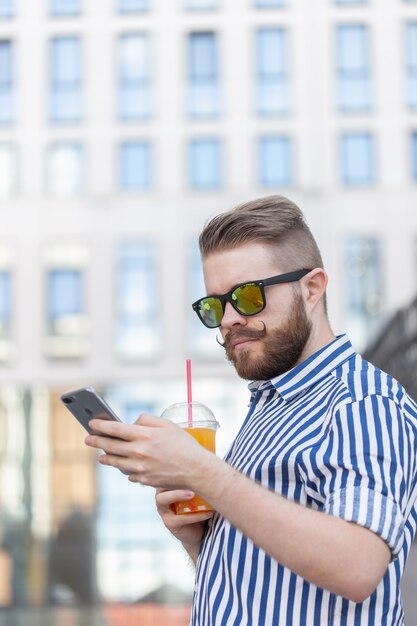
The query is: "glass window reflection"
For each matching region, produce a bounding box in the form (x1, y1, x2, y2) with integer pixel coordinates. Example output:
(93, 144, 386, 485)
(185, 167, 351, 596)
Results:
(0, 268, 12, 362)
(0, 40, 13, 124)
(187, 32, 220, 117)
(0, 0, 13, 18)
(47, 142, 84, 196)
(340, 131, 375, 186)
(335, 0, 367, 5)
(406, 23, 417, 110)
(259, 136, 292, 187)
(336, 24, 372, 112)
(114, 241, 160, 360)
(188, 138, 221, 189)
(255, 27, 290, 115)
(412, 132, 417, 181)
(0, 143, 17, 196)
(119, 140, 152, 190)
(44, 243, 89, 359)
(50, 36, 83, 123)
(344, 237, 383, 351)
(188, 241, 220, 357)
(254, 0, 285, 7)
(50, 0, 81, 16)
(117, 0, 149, 13)
(118, 33, 151, 120)
(185, 0, 218, 10)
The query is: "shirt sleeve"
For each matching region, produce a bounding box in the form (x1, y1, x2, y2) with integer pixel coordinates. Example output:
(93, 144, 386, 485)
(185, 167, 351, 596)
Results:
(298, 394, 414, 559)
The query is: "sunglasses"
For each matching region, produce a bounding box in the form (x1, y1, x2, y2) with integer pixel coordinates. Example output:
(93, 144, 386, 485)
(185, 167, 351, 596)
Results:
(192, 268, 312, 329)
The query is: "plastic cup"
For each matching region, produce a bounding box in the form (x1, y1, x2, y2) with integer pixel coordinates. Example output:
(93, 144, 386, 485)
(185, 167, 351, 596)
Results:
(160, 401, 220, 514)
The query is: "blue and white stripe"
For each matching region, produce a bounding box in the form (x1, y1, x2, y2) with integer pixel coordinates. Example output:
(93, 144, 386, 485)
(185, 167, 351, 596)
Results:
(190, 335, 417, 626)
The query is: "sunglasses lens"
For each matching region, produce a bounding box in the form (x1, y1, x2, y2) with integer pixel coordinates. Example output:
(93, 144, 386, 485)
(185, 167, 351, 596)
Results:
(197, 297, 223, 328)
(232, 283, 264, 315)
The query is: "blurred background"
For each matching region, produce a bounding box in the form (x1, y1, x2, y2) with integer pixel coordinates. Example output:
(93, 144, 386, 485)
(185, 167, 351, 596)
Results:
(0, 0, 417, 624)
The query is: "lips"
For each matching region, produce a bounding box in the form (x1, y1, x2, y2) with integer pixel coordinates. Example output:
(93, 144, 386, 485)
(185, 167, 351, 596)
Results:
(231, 338, 257, 350)
(226, 332, 265, 350)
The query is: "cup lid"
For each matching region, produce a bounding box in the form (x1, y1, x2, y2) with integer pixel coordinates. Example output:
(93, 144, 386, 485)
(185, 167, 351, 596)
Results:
(160, 401, 219, 429)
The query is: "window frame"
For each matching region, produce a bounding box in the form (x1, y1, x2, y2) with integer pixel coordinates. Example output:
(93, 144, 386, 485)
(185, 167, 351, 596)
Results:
(49, 35, 83, 123)
(336, 23, 372, 113)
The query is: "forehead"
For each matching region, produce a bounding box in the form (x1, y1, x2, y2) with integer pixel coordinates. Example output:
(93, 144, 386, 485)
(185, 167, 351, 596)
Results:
(202, 242, 284, 294)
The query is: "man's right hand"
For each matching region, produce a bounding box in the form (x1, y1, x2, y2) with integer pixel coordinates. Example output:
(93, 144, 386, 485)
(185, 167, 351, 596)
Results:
(155, 488, 214, 565)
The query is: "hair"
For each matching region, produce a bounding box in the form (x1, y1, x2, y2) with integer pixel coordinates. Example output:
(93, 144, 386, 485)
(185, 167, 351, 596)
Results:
(199, 195, 324, 272)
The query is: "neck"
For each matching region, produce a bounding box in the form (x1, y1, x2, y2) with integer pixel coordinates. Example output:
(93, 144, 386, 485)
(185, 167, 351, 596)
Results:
(297, 318, 336, 366)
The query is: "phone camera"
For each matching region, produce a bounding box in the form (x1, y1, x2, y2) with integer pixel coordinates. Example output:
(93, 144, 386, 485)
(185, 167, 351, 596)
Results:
(62, 397, 74, 404)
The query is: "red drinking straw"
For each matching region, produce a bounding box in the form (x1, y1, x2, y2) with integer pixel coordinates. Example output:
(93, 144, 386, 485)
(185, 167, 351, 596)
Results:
(186, 358, 193, 426)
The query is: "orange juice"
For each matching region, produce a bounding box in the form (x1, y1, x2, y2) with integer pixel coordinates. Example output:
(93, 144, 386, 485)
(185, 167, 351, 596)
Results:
(174, 426, 216, 515)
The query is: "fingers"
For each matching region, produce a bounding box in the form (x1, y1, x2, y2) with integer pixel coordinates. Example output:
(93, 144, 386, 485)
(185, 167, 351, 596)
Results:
(155, 489, 214, 525)
(156, 489, 195, 508)
(135, 413, 170, 428)
(87, 414, 172, 440)
(98, 453, 141, 476)
(85, 433, 133, 456)
(87, 419, 138, 441)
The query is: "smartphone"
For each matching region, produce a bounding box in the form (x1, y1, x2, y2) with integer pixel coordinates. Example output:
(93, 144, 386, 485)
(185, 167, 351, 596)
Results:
(60, 386, 123, 435)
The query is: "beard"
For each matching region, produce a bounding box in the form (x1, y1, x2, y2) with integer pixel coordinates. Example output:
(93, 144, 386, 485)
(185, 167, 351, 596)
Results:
(222, 291, 312, 381)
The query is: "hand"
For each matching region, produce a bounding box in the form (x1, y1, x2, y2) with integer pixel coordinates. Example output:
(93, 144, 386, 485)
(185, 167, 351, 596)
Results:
(84, 413, 213, 490)
(155, 488, 213, 563)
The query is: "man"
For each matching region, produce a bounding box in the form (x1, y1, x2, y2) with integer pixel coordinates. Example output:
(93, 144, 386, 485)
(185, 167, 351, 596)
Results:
(85, 195, 417, 625)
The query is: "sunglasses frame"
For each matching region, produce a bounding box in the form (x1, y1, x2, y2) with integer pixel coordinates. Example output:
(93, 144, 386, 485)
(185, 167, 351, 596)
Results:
(192, 268, 312, 329)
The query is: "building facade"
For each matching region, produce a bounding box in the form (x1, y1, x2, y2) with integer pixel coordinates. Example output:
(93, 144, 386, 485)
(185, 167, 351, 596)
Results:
(0, 0, 417, 621)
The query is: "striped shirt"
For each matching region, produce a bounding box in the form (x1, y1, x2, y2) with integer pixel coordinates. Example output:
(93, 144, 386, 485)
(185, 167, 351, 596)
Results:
(190, 335, 417, 626)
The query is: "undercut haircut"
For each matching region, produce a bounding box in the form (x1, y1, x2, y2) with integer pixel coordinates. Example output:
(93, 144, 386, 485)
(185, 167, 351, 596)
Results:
(199, 195, 324, 273)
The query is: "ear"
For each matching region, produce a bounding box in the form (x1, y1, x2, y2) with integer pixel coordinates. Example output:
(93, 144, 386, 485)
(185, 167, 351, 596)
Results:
(301, 269, 328, 313)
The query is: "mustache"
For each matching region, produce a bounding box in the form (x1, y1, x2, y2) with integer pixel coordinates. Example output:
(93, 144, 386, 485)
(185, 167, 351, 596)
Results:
(217, 323, 267, 349)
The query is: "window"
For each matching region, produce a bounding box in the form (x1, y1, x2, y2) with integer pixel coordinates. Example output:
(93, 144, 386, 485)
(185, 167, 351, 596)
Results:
(189, 138, 221, 190)
(117, 0, 149, 12)
(119, 141, 152, 191)
(48, 269, 82, 322)
(0, 251, 13, 363)
(406, 23, 417, 110)
(335, 0, 367, 5)
(50, 0, 81, 15)
(185, 0, 217, 9)
(0, 143, 17, 196)
(412, 132, 417, 181)
(254, 0, 285, 7)
(47, 142, 84, 196)
(336, 25, 371, 112)
(255, 27, 290, 115)
(340, 132, 375, 186)
(187, 32, 220, 117)
(0, 40, 13, 124)
(115, 242, 160, 360)
(44, 243, 89, 358)
(50, 36, 83, 123)
(0, 270, 11, 359)
(188, 242, 220, 357)
(258, 136, 292, 187)
(46, 268, 86, 356)
(344, 237, 383, 352)
(0, 0, 14, 18)
(118, 34, 151, 120)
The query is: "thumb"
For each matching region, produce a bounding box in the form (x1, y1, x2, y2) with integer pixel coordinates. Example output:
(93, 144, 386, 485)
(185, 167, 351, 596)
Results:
(135, 413, 167, 427)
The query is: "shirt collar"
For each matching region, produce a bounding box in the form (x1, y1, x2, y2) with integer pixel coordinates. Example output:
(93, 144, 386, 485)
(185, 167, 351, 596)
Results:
(248, 334, 356, 402)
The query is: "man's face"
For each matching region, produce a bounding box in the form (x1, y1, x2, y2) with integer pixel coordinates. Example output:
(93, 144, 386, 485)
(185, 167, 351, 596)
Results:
(202, 242, 312, 381)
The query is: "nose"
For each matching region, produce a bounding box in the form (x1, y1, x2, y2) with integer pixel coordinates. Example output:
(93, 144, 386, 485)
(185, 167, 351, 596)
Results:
(220, 302, 248, 331)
